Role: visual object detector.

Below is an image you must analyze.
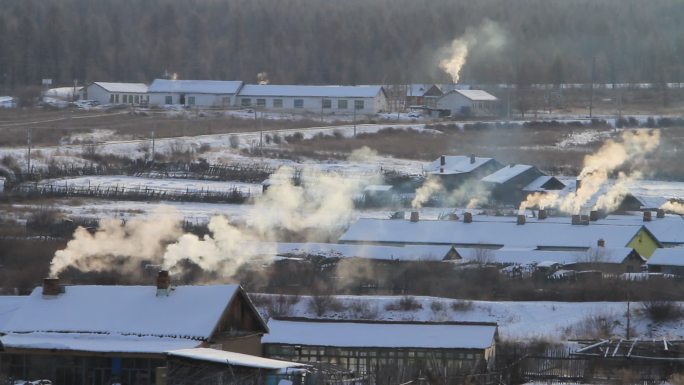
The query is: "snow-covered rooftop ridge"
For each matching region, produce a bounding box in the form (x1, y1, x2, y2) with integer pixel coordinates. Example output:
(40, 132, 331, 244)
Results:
(339, 218, 648, 249)
(453, 89, 498, 101)
(148, 79, 243, 94)
(92, 82, 148, 93)
(1, 284, 240, 340)
(168, 348, 308, 370)
(458, 247, 639, 265)
(481, 164, 535, 184)
(646, 248, 684, 266)
(238, 84, 384, 98)
(523, 176, 558, 192)
(263, 319, 497, 349)
(425, 155, 495, 174)
(275, 242, 454, 261)
(406, 84, 441, 97)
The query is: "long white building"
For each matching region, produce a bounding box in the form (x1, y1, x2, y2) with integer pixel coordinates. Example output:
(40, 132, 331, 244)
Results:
(148, 79, 244, 107)
(236, 84, 388, 114)
(84, 82, 148, 106)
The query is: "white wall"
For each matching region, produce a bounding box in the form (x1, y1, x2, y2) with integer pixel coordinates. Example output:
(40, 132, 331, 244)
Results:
(149, 93, 234, 107)
(86, 84, 148, 106)
(235, 95, 383, 115)
(437, 92, 497, 117)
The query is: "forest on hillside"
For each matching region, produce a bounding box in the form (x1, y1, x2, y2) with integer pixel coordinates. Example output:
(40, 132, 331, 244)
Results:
(0, 0, 683, 89)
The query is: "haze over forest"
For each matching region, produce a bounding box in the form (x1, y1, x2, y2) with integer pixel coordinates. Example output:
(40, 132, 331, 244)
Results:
(0, 0, 683, 88)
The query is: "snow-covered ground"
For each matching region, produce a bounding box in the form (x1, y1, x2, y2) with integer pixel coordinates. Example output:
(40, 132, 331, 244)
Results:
(254, 294, 684, 342)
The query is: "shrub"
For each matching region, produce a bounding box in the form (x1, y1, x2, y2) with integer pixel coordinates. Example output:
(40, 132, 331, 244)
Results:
(642, 301, 683, 323)
(430, 300, 445, 312)
(348, 299, 379, 319)
(286, 132, 304, 143)
(450, 300, 474, 312)
(272, 134, 282, 144)
(308, 293, 343, 316)
(229, 135, 240, 149)
(385, 296, 422, 311)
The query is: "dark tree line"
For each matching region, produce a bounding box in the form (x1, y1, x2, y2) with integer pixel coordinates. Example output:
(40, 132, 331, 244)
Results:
(0, 0, 683, 90)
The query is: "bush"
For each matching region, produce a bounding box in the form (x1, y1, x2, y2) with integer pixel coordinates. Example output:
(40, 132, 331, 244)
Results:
(272, 134, 282, 144)
(450, 300, 474, 312)
(286, 132, 304, 143)
(430, 300, 445, 312)
(642, 301, 683, 323)
(229, 135, 240, 149)
(348, 299, 379, 319)
(385, 296, 422, 311)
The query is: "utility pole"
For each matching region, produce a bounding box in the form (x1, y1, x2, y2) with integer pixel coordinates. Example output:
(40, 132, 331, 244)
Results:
(26, 127, 32, 175)
(589, 56, 596, 118)
(151, 129, 155, 163)
(353, 101, 357, 137)
(626, 291, 631, 340)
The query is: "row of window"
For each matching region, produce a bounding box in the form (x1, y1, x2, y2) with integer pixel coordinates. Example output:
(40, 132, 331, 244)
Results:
(109, 94, 148, 104)
(265, 345, 482, 360)
(240, 98, 365, 110)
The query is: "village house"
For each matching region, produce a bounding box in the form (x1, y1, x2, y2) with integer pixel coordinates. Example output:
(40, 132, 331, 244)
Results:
(0, 272, 268, 385)
(436, 89, 498, 117)
(263, 318, 498, 381)
(235, 84, 388, 115)
(84, 82, 149, 106)
(425, 155, 502, 190)
(274, 242, 459, 262)
(481, 164, 564, 204)
(405, 84, 443, 108)
(646, 248, 684, 276)
(338, 214, 662, 257)
(148, 79, 244, 107)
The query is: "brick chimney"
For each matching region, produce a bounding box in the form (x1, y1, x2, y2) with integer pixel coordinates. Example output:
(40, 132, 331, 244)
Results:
(538, 209, 547, 220)
(410, 211, 420, 222)
(597, 238, 605, 247)
(589, 210, 599, 222)
(43, 277, 61, 296)
(516, 214, 526, 225)
(470, 154, 476, 164)
(571, 214, 581, 225)
(464, 212, 473, 223)
(580, 214, 590, 225)
(440, 155, 446, 166)
(643, 211, 652, 222)
(656, 208, 665, 219)
(156, 270, 171, 295)
(440, 167, 444, 174)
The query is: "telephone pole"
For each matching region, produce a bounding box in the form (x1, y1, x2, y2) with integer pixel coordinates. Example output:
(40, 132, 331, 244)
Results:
(589, 56, 596, 118)
(26, 127, 32, 175)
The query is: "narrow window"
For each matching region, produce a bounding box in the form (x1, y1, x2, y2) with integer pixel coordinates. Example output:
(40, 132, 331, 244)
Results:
(354, 100, 364, 110)
(256, 98, 266, 107)
(165, 95, 172, 104)
(294, 99, 304, 108)
(338, 100, 348, 109)
(322, 99, 331, 109)
(273, 99, 283, 108)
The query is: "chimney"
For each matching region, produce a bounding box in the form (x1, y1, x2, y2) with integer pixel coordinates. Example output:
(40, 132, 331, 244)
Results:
(410, 211, 420, 222)
(643, 211, 652, 222)
(580, 214, 590, 225)
(571, 214, 581, 225)
(656, 208, 665, 219)
(43, 277, 61, 296)
(516, 214, 526, 225)
(156, 270, 171, 295)
(440, 167, 444, 174)
(464, 212, 473, 223)
(538, 209, 547, 220)
(440, 155, 446, 166)
(470, 154, 475, 164)
(589, 210, 599, 222)
(575, 179, 582, 191)
(597, 238, 605, 248)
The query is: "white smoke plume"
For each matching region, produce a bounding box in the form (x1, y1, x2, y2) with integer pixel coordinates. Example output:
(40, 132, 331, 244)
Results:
(593, 171, 641, 212)
(49, 207, 183, 277)
(445, 179, 491, 209)
(438, 19, 507, 83)
(347, 146, 379, 162)
(518, 191, 560, 214)
(660, 201, 684, 215)
(412, 175, 444, 209)
(257, 72, 269, 85)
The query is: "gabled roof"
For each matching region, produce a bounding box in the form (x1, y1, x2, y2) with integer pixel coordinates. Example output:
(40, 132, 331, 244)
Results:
(91, 82, 148, 93)
(148, 79, 243, 94)
(406, 84, 442, 97)
(238, 84, 384, 98)
(275, 242, 455, 261)
(451, 89, 498, 101)
(646, 248, 684, 267)
(0, 296, 25, 329)
(168, 348, 308, 370)
(459, 247, 641, 265)
(425, 156, 496, 175)
(523, 176, 566, 192)
(481, 164, 535, 184)
(0, 284, 258, 354)
(339, 218, 653, 249)
(263, 319, 497, 349)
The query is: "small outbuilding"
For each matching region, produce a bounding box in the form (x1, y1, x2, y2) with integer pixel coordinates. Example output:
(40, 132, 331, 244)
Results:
(148, 79, 244, 107)
(436, 90, 498, 117)
(646, 248, 684, 276)
(405, 84, 443, 108)
(84, 82, 149, 106)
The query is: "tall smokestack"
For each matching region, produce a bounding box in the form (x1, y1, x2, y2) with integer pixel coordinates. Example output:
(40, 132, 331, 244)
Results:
(589, 210, 599, 222)
(43, 277, 61, 296)
(156, 270, 171, 295)
(410, 211, 420, 222)
(516, 214, 526, 225)
(643, 211, 652, 222)
(440, 155, 446, 166)
(470, 154, 476, 164)
(464, 212, 473, 223)
(656, 208, 665, 219)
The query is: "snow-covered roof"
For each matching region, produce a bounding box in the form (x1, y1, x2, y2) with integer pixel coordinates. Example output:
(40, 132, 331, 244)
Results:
(91, 82, 148, 93)
(339, 218, 650, 249)
(646, 248, 684, 267)
(523, 176, 564, 192)
(0, 296, 25, 329)
(149, 79, 243, 94)
(275, 242, 454, 261)
(238, 84, 383, 98)
(0, 284, 242, 353)
(452, 89, 498, 101)
(406, 84, 441, 97)
(263, 319, 496, 349)
(425, 156, 496, 175)
(364, 185, 393, 192)
(481, 164, 535, 184)
(168, 348, 308, 370)
(459, 247, 640, 265)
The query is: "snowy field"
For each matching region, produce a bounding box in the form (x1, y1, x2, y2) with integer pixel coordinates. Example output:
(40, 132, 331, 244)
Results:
(254, 295, 684, 342)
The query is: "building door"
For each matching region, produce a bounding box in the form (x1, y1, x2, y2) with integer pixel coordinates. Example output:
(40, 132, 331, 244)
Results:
(179, 94, 186, 105)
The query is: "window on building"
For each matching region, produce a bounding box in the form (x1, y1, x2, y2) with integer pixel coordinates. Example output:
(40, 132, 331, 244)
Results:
(115, 94, 120, 103)
(222, 96, 230, 106)
(188, 96, 195, 105)
(338, 100, 348, 109)
(241, 98, 251, 106)
(109, 94, 114, 103)
(273, 99, 283, 108)
(135, 95, 140, 104)
(123, 95, 128, 103)
(165, 95, 172, 104)
(256, 98, 266, 107)
(322, 99, 332, 109)
(354, 100, 364, 110)
(294, 99, 304, 108)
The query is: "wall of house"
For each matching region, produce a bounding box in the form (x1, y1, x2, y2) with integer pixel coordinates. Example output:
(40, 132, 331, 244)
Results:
(436, 92, 471, 116)
(235, 95, 381, 114)
(627, 229, 659, 257)
(86, 85, 148, 106)
(149, 93, 233, 107)
(213, 334, 263, 357)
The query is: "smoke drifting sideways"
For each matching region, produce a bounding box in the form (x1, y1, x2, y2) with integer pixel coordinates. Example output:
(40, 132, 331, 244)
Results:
(411, 175, 491, 210)
(519, 129, 661, 214)
(49, 166, 381, 280)
(438, 19, 507, 84)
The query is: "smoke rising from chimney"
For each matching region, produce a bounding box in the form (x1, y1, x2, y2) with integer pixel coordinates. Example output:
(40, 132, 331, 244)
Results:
(257, 72, 269, 85)
(412, 175, 444, 209)
(438, 19, 506, 83)
(660, 201, 684, 214)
